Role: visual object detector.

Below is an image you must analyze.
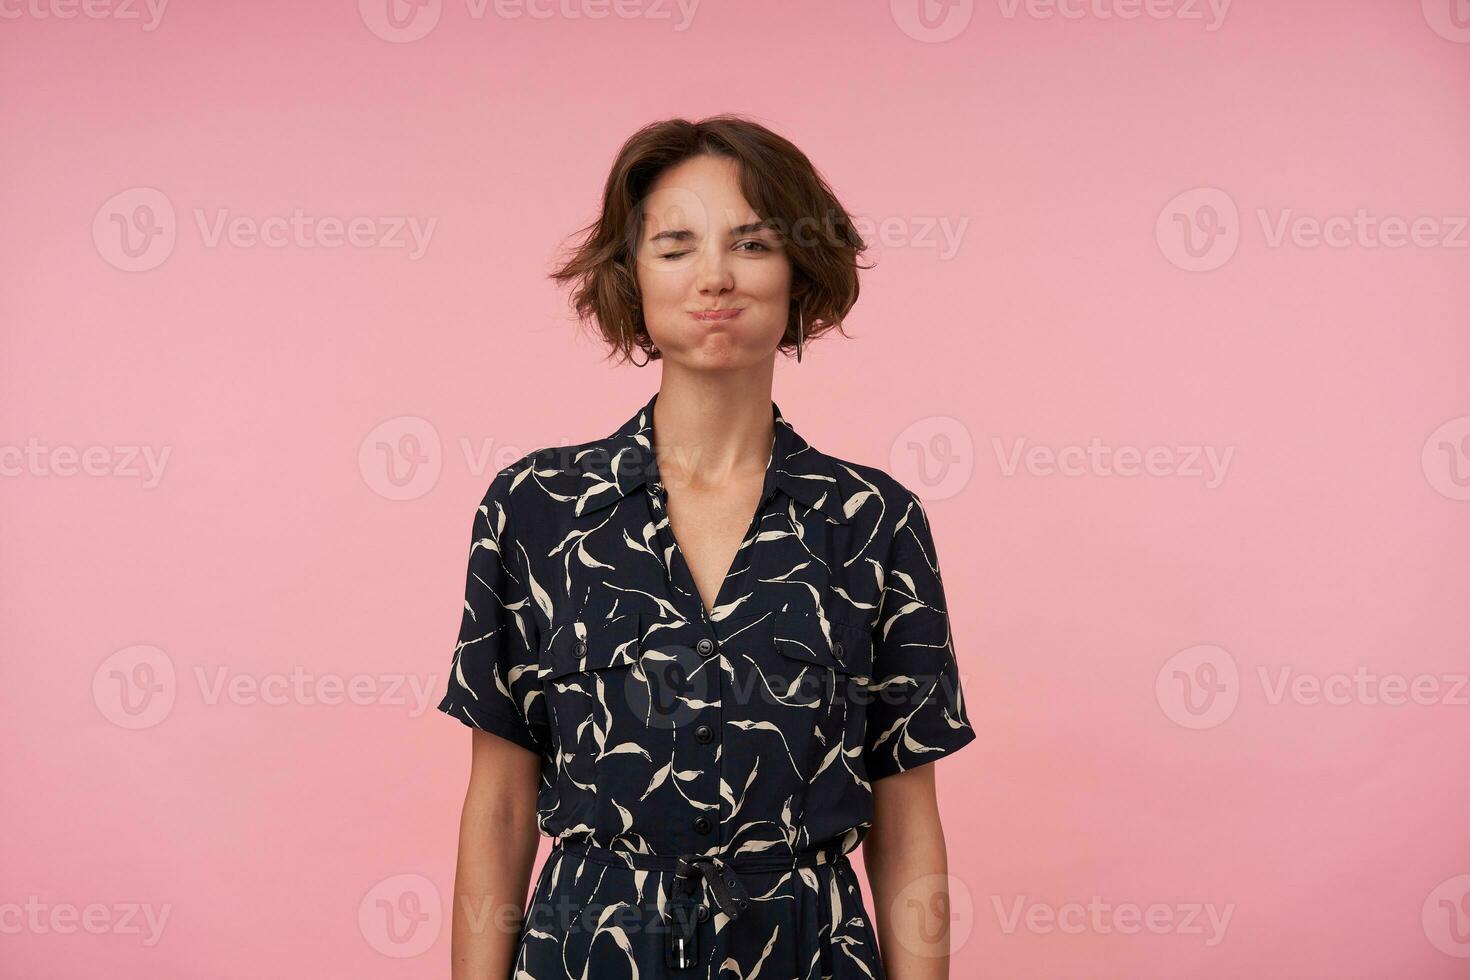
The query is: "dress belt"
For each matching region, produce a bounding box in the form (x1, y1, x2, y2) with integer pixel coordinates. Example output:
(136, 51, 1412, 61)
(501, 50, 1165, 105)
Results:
(552, 837, 850, 971)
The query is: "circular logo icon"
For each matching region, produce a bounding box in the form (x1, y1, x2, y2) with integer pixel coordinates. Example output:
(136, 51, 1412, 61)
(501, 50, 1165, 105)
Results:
(1422, 873, 1470, 958)
(359, 0, 441, 43)
(628, 183, 713, 282)
(93, 644, 177, 729)
(359, 873, 441, 957)
(627, 644, 711, 730)
(1422, 416, 1470, 501)
(884, 871, 975, 958)
(94, 187, 177, 272)
(359, 415, 442, 501)
(889, 415, 974, 503)
(1156, 187, 1240, 272)
(1422, 0, 1470, 43)
(890, 0, 975, 43)
(1155, 643, 1239, 729)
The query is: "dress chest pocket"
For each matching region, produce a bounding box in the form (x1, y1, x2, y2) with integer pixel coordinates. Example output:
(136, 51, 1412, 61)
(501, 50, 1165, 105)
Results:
(772, 612, 875, 680)
(544, 613, 644, 681)
(766, 611, 875, 776)
(541, 613, 675, 786)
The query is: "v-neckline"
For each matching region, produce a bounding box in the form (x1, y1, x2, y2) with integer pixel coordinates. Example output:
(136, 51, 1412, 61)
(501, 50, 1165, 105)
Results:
(648, 421, 780, 623)
(655, 476, 776, 623)
(640, 392, 783, 623)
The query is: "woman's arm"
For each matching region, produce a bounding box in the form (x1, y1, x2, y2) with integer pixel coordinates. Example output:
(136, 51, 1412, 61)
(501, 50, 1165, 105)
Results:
(865, 763, 956, 979)
(448, 729, 542, 980)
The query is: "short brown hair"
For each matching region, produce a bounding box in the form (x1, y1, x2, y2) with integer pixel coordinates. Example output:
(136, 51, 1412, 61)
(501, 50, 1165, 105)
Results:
(549, 114, 871, 365)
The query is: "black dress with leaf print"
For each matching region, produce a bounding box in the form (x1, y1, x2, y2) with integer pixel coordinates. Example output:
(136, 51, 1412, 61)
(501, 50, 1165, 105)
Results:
(438, 390, 977, 979)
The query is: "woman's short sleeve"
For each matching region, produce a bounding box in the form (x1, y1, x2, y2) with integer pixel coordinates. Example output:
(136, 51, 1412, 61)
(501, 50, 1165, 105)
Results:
(436, 470, 549, 756)
(863, 492, 977, 781)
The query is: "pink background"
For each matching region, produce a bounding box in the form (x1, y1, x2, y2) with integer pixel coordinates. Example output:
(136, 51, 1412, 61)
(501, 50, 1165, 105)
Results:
(4, 1, 1469, 977)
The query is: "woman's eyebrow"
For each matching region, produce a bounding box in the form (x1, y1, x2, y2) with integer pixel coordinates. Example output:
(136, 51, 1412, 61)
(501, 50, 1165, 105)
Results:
(648, 220, 775, 244)
(648, 228, 695, 244)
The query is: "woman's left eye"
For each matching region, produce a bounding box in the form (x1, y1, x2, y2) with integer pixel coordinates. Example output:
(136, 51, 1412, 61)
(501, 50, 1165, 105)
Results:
(736, 240, 770, 253)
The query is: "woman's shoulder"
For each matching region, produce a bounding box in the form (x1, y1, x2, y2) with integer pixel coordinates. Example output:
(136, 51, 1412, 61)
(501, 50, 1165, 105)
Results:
(814, 449, 931, 533)
(479, 429, 646, 523)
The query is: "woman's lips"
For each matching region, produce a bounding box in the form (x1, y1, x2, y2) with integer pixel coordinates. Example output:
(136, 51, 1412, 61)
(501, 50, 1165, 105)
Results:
(691, 309, 742, 322)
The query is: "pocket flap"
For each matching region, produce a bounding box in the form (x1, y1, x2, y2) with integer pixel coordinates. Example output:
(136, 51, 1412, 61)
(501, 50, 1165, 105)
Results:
(544, 613, 643, 680)
(773, 610, 874, 679)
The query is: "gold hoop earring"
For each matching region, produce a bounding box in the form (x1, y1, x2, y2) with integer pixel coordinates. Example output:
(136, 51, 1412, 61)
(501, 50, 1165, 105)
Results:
(629, 343, 651, 367)
(795, 309, 804, 363)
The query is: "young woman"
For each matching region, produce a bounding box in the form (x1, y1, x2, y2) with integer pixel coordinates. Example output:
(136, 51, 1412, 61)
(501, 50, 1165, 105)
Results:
(439, 115, 976, 979)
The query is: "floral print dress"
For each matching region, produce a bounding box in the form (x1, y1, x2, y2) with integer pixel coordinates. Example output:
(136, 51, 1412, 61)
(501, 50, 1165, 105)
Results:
(438, 390, 977, 979)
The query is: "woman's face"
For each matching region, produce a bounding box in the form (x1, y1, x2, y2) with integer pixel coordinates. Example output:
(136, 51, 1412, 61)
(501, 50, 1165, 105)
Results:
(634, 154, 792, 370)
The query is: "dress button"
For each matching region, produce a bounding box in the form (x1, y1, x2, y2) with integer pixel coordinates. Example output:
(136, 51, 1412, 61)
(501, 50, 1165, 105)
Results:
(695, 905, 710, 922)
(573, 639, 587, 656)
(694, 816, 712, 834)
(696, 637, 715, 657)
(695, 724, 713, 743)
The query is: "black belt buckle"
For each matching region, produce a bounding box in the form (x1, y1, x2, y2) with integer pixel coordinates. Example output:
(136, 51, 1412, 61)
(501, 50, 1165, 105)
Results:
(665, 896, 698, 969)
(666, 856, 701, 970)
(665, 853, 757, 969)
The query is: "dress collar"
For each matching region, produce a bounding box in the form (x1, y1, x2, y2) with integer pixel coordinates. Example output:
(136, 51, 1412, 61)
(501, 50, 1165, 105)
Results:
(559, 391, 851, 525)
